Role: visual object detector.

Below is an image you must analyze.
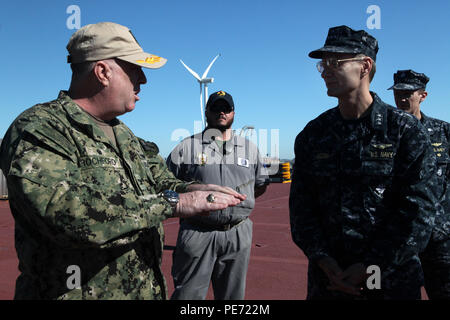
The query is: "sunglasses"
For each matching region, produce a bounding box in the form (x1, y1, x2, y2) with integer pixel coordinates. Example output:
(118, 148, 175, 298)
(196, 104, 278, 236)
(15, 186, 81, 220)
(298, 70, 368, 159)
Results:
(208, 104, 234, 113)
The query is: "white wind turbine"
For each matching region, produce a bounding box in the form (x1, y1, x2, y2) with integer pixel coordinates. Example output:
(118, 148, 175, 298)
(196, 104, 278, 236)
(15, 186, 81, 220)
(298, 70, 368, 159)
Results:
(180, 54, 220, 129)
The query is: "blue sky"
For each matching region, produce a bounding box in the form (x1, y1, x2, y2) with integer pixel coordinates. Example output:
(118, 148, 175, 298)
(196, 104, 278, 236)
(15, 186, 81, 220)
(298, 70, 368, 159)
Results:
(1, 0, 449, 159)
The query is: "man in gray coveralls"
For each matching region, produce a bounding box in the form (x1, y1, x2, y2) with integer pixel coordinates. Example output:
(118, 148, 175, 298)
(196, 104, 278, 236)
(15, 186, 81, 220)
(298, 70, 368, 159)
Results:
(167, 90, 269, 300)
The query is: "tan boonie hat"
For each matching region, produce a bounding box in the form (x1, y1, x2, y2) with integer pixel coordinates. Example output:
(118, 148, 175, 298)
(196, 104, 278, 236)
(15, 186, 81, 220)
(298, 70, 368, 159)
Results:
(66, 22, 167, 69)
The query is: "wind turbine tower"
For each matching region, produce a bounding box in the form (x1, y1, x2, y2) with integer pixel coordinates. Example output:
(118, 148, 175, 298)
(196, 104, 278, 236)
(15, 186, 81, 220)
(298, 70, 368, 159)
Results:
(180, 54, 220, 129)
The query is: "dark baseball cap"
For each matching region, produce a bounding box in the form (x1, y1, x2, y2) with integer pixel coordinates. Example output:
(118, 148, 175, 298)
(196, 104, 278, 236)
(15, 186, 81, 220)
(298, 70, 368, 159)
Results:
(309, 25, 379, 61)
(388, 69, 429, 90)
(206, 91, 234, 111)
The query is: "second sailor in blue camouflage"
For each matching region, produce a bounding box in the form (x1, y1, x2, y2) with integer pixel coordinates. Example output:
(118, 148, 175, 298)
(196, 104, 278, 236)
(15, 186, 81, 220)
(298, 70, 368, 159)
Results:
(390, 69, 450, 299)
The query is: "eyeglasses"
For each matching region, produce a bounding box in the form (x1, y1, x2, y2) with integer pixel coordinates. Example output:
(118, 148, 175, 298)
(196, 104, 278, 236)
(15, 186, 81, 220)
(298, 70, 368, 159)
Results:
(316, 57, 366, 73)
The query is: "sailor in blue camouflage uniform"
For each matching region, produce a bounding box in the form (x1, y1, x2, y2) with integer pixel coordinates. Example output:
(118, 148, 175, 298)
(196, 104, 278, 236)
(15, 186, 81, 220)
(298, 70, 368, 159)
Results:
(389, 69, 450, 299)
(289, 25, 439, 300)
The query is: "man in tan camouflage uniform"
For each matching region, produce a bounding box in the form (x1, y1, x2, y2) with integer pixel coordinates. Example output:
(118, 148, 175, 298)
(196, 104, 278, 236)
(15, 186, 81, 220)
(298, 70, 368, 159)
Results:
(0, 22, 244, 300)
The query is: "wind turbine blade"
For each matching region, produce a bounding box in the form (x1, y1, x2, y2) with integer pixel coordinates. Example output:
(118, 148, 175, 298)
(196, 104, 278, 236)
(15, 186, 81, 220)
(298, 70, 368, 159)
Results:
(180, 59, 201, 81)
(201, 54, 220, 79)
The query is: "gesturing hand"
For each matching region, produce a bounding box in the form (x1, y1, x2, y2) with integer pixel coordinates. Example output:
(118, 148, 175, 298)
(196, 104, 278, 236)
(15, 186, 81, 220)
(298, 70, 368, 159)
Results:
(174, 190, 242, 218)
(187, 183, 247, 201)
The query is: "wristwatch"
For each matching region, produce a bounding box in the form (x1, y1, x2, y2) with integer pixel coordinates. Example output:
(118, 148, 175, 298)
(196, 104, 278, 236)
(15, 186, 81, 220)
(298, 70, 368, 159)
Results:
(161, 190, 179, 213)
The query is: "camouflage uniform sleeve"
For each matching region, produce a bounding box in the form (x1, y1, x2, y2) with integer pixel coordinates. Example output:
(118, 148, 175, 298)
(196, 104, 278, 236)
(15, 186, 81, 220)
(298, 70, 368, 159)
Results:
(4, 117, 174, 249)
(365, 123, 438, 276)
(289, 129, 331, 262)
(138, 138, 192, 193)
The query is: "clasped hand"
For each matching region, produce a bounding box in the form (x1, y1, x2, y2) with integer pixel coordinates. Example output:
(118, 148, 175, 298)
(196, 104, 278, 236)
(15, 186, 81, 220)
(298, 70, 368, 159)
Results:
(317, 257, 367, 296)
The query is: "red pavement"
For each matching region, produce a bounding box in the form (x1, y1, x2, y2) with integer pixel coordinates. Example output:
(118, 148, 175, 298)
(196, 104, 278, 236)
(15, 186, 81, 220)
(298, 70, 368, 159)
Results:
(0, 200, 19, 300)
(0, 183, 428, 300)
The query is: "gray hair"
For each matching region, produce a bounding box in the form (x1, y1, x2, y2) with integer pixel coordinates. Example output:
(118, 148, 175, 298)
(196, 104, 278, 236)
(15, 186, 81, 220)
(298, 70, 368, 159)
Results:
(70, 61, 96, 80)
